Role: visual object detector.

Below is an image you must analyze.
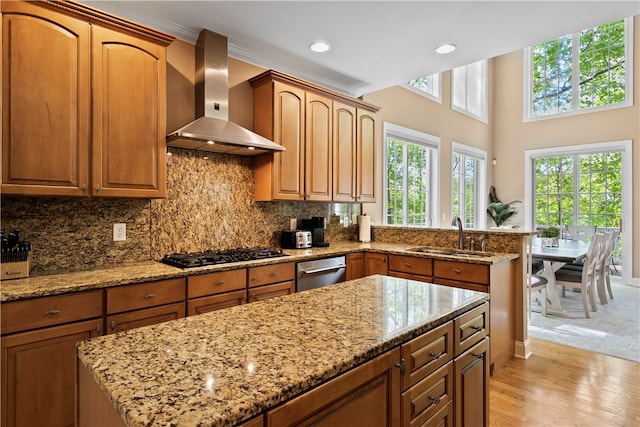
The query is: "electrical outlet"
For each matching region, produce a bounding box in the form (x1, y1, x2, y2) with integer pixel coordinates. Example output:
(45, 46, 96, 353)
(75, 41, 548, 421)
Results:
(113, 223, 126, 241)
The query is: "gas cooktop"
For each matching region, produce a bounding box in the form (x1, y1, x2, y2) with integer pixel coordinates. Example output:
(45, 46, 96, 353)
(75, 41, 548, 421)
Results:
(161, 247, 289, 269)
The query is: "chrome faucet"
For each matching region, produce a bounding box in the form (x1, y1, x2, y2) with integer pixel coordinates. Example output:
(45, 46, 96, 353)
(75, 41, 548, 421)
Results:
(452, 216, 464, 250)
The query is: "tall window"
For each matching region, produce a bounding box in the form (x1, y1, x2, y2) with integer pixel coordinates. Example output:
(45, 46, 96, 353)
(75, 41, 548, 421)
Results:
(451, 142, 487, 228)
(534, 152, 622, 229)
(405, 73, 441, 102)
(527, 17, 633, 119)
(384, 123, 440, 226)
(451, 60, 488, 122)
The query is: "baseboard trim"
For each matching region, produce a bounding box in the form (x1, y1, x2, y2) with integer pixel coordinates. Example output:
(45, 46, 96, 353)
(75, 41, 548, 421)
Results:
(515, 339, 532, 359)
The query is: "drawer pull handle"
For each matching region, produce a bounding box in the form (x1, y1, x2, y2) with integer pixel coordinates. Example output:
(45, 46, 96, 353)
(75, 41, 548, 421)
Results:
(396, 358, 406, 375)
(474, 353, 484, 360)
(145, 293, 156, 299)
(5, 270, 23, 275)
(429, 396, 441, 404)
(471, 326, 483, 332)
(46, 310, 60, 316)
(270, 272, 279, 277)
(215, 280, 225, 285)
(453, 269, 461, 274)
(404, 262, 412, 267)
(430, 351, 443, 360)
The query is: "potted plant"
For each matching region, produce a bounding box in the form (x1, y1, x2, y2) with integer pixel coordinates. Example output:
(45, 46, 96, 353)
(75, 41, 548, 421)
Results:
(541, 227, 560, 247)
(487, 186, 520, 228)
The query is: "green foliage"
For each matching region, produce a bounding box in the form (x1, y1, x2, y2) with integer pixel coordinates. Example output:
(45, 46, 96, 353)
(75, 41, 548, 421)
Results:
(541, 227, 560, 238)
(487, 186, 520, 227)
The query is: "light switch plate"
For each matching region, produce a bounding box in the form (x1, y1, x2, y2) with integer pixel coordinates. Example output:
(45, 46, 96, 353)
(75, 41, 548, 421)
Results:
(113, 223, 126, 241)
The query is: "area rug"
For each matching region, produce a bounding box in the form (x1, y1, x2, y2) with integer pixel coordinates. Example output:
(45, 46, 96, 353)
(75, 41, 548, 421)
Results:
(528, 277, 640, 362)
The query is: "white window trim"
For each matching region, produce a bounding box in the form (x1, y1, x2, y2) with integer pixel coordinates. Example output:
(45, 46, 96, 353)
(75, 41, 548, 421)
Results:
(383, 122, 441, 227)
(451, 142, 488, 229)
(402, 73, 442, 104)
(524, 140, 633, 285)
(523, 17, 634, 122)
(451, 60, 488, 124)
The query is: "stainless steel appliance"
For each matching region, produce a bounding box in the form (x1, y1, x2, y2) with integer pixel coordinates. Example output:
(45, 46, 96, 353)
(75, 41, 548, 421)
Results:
(161, 247, 289, 268)
(296, 256, 346, 292)
(281, 230, 312, 249)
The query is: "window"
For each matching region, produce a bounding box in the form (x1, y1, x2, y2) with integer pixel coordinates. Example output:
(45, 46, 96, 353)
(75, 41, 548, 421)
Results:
(405, 73, 441, 103)
(451, 142, 487, 229)
(451, 59, 488, 122)
(526, 17, 633, 119)
(524, 140, 633, 285)
(384, 123, 440, 227)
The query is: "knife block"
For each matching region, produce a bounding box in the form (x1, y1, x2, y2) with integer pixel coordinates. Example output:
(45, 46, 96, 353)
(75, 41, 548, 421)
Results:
(1, 251, 32, 280)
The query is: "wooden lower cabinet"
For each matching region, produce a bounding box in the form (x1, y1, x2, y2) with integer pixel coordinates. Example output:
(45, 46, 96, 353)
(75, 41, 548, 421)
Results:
(346, 252, 365, 280)
(248, 281, 295, 302)
(248, 262, 295, 302)
(188, 290, 247, 316)
(454, 337, 490, 427)
(106, 302, 185, 334)
(365, 252, 388, 275)
(2, 318, 103, 427)
(388, 254, 433, 283)
(401, 362, 454, 427)
(266, 348, 401, 427)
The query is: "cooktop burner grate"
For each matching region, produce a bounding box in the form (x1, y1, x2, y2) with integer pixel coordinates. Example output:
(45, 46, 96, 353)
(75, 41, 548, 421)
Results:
(161, 247, 289, 268)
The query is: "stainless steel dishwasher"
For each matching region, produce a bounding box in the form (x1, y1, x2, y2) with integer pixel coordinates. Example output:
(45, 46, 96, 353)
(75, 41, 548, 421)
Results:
(296, 256, 346, 292)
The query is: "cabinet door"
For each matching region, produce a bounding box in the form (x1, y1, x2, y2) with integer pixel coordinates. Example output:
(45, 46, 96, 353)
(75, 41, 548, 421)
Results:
(1, 318, 103, 427)
(187, 290, 247, 316)
(346, 252, 365, 281)
(91, 25, 166, 198)
(357, 109, 376, 202)
(333, 102, 357, 202)
(305, 92, 332, 201)
(271, 82, 305, 200)
(454, 337, 490, 427)
(267, 348, 400, 427)
(248, 281, 295, 303)
(365, 253, 388, 276)
(1, 2, 90, 196)
(106, 302, 185, 334)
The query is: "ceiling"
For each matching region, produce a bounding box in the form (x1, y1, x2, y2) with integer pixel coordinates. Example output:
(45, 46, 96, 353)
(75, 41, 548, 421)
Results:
(82, 1, 638, 97)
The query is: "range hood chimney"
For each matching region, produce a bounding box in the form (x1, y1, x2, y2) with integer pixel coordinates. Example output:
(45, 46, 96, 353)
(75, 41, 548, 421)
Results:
(167, 30, 284, 156)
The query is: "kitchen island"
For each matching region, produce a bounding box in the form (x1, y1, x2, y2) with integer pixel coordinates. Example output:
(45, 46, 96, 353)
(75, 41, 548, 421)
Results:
(76, 275, 489, 426)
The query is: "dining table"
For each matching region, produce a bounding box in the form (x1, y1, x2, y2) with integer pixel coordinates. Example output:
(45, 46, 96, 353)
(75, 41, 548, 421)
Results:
(531, 237, 591, 317)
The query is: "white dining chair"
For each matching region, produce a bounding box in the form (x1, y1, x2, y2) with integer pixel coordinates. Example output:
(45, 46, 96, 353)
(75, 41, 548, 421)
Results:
(554, 233, 604, 318)
(526, 236, 548, 318)
(598, 230, 620, 303)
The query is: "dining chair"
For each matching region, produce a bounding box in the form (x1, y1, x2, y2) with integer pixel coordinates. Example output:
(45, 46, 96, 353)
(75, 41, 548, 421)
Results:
(565, 225, 597, 242)
(554, 233, 604, 318)
(599, 230, 620, 303)
(526, 236, 548, 318)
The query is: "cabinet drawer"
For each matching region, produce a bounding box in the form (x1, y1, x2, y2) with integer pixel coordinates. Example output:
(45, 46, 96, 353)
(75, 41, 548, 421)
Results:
(389, 255, 433, 277)
(401, 362, 453, 427)
(106, 278, 185, 314)
(1, 291, 103, 335)
(401, 321, 453, 390)
(187, 290, 247, 316)
(188, 269, 246, 298)
(432, 278, 488, 293)
(433, 260, 489, 285)
(248, 262, 295, 288)
(454, 303, 489, 356)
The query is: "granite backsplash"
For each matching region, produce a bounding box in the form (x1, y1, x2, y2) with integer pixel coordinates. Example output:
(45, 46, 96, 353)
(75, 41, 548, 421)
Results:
(1, 148, 357, 275)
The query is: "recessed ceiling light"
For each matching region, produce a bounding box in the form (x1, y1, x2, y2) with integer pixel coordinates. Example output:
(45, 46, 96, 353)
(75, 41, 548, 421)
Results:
(435, 44, 457, 54)
(310, 41, 330, 53)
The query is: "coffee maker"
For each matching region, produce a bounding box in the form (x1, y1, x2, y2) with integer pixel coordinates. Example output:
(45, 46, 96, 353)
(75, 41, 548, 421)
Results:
(301, 217, 329, 247)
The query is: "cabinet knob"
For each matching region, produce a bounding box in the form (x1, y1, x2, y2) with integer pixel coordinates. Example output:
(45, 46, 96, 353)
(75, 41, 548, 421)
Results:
(46, 309, 60, 316)
(395, 358, 406, 375)
(95, 324, 102, 334)
(95, 184, 102, 193)
(110, 320, 116, 330)
(81, 184, 88, 193)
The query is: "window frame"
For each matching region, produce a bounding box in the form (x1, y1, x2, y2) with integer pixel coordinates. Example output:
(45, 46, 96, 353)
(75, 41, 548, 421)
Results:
(451, 142, 488, 229)
(383, 122, 441, 227)
(524, 140, 632, 285)
(451, 59, 488, 123)
(403, 73, 442, 103)
(523, 17, 634, 122)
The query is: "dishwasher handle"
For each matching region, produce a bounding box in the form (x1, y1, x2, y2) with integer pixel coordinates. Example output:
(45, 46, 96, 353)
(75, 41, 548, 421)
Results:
(299, 264, 347, 275)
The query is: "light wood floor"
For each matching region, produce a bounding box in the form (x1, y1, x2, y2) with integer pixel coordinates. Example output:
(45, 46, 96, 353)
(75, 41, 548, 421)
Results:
(490, 338, 640, 426)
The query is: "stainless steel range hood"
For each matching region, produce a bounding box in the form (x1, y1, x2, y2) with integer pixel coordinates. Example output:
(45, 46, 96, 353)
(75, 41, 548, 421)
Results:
(167, 30, 284, 156)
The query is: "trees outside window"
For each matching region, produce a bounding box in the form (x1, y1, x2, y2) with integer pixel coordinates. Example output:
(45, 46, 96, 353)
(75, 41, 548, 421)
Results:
(451, 142, 487, 229)
(405, 73, 441, 103)
(384, 124, 440, 226)
(527, 17, 632, 119)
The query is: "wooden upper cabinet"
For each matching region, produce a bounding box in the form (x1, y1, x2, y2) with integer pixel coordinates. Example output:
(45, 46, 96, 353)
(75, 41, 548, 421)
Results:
(1, 2, 90, 196)
(357, 109, 376, 202)
(1, 0, 173, 198)
(91, 25, 166, 197)
(251, 70, 378, 202)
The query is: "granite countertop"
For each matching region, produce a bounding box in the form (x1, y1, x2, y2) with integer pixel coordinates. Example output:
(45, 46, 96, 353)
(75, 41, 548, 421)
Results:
(0, 241, 518, 302)
(76, 275, 489, 426)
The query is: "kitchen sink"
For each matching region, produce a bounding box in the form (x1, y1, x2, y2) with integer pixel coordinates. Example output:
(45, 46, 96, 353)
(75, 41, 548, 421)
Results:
(405, 247, 493, 258)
